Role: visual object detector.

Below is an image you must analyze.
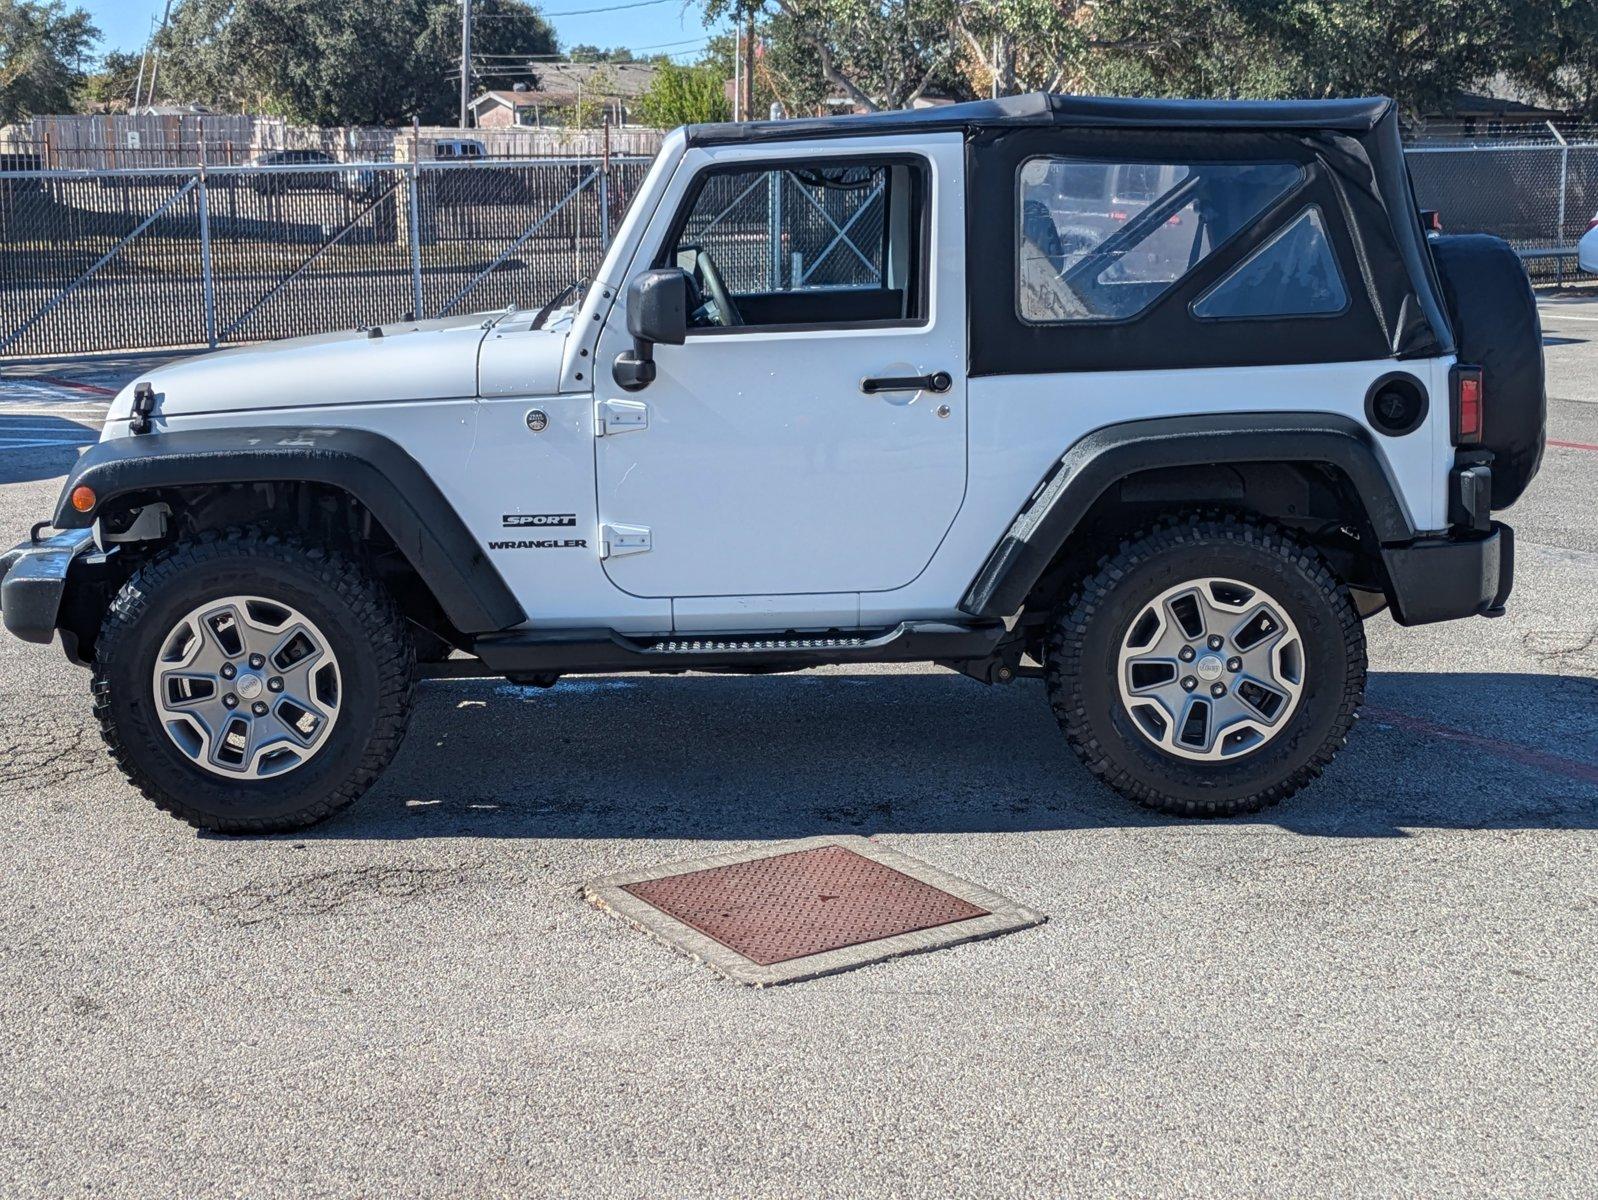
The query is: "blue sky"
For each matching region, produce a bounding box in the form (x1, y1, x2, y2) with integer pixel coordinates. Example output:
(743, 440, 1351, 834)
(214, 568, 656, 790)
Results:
(81, 0, 718, 62)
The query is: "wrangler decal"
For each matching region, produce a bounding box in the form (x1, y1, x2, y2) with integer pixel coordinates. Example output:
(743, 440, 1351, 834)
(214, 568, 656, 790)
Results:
(488, 538, 589, 550)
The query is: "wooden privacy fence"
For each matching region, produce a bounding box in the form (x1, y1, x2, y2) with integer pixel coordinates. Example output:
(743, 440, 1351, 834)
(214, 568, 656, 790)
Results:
(3, 116, 666, 170)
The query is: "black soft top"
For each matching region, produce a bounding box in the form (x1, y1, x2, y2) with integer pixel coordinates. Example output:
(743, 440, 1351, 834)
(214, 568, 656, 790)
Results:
(685, 94, 1396, 148)
(688, 92, 1454, 368)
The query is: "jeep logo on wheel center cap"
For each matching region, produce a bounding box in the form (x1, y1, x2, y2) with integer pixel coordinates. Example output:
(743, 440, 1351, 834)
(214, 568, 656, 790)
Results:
(1195, 655, 1226, 682)
(236, 674, 265, 700)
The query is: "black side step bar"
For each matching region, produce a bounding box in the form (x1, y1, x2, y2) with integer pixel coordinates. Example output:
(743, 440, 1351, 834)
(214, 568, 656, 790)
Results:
(445, 621, 1009, 679)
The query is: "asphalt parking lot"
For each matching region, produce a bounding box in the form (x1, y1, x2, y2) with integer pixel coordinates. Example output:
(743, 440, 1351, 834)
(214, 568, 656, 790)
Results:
(2, 301, 1596, 1197)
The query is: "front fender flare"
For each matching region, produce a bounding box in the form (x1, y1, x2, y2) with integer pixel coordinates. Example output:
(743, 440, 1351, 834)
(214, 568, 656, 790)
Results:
(960, 412, 1415, 619)
(54, 426, 524, 635)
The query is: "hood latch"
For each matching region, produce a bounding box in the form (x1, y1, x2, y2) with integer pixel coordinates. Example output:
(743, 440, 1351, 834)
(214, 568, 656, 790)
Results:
(129, 382, 156, 435)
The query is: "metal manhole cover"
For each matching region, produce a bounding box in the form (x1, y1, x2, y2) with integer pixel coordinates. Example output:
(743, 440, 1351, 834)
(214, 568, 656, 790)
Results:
(585, 835, 1046, 986)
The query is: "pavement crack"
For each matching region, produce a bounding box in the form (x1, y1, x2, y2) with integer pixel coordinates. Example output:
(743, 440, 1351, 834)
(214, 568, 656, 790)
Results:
(0, 708, 113, 792)
(1522, 625, 1598, 676)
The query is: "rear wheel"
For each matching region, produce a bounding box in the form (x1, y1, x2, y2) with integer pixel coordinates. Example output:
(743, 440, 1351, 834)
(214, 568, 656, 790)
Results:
(1045, 516, 1365, 816)
(93, 530, 416, 833)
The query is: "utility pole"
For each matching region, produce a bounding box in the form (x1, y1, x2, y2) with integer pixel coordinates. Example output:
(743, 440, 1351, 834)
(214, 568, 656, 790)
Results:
(139, 0, 174, 112)
(459, 0, 474, 129)
(732, 25, 742, 122)
(133, 35, 150, 109)
(743, 11, 756, 122)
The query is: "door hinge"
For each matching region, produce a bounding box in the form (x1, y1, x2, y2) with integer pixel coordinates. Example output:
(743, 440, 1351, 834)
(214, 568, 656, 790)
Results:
(595, 397, 648, 436)
(600, 523, 651, 558)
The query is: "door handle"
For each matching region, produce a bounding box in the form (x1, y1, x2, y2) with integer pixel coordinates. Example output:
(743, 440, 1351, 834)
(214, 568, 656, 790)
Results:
(860, 371, 952, 395)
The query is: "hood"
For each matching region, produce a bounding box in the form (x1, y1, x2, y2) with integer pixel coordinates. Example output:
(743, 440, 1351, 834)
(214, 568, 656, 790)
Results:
(105, 309, 571, 426)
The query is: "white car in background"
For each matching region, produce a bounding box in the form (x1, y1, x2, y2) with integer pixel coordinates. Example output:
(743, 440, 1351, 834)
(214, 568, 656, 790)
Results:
(1580, 210, 1598, 274)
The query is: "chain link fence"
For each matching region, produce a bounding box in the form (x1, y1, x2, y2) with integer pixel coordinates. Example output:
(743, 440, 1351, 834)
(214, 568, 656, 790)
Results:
(3, 138, 1595, 360)
(1406, 136, 1598, 282)
(0, 156, 651, 358)
(680, 165, 887, 294)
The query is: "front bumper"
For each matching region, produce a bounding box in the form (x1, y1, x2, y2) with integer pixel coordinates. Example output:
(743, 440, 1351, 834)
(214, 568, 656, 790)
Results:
(1380, 521, 1513, 626)
(0, 529, 96, 644)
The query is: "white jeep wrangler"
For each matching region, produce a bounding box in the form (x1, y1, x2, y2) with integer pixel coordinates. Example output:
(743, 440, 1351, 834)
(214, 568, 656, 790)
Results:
(0, 95, 1545, 832)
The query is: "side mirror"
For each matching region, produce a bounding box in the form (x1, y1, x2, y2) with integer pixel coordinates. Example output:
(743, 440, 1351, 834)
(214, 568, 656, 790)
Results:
(614, 268, 688, 391)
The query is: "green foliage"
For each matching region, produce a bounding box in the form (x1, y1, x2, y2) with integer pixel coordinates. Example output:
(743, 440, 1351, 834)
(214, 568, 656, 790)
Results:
(636, 61, 730, 127)
(1498, 0, 1598, 119)
(1086, 0, 1300, 101)
(0, 0, 98, 123)
(699, 0, 963, 112)
(1239, 0, 1503, 116)
(155, 0, 556, 125)
(954, 0, 1091, 95)
(77, 48, 142, 109)
(569, 44, 636, 63)
(688, 0, 1598, 122)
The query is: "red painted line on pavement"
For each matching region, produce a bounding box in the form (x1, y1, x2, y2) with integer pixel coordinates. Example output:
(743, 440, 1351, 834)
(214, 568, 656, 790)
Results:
(26, 375, 117, 397)
(1365, 706, 1598, 785)
(1547, 439, 1598, 453)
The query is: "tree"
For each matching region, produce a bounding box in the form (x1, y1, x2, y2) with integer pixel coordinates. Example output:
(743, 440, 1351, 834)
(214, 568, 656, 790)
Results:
(1242, 0, 1502, 117)
(636, 61, 730, 126)
(1081, 0, 1299, 101)
(0, 0, 98, 123)
(154, 0, 555, 124)
(1498, 0, 1598, 120)
(568, 44, 635, 63)
(1084, 0, 1500, 116)
(77, 48, 142, 110)
(953, 0, 1091, 97)
(696, 0, 964, 113)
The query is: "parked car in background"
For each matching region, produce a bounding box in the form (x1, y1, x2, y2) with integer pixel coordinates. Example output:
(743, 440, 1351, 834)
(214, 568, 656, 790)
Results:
(250, 149, 375, 197)
(434, 139, 487, 160)
(1580, 210, 1598, 274)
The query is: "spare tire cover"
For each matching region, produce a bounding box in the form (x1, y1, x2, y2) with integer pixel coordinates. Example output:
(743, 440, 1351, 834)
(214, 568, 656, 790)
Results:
(1429, 234, 1545, 509)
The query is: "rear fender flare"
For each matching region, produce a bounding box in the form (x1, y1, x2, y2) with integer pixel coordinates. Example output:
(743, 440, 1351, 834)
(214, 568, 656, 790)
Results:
(959, 412, 1415, 618)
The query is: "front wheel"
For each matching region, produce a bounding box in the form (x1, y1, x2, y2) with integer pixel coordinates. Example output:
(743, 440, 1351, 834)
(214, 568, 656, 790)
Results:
(1045, 516, 1366, 816)
(92, 531, 416, 833)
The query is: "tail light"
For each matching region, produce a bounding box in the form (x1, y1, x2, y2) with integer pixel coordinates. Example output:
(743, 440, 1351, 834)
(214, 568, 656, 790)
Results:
(1451, 364, 1484, 445)
(1588, 214, 1598, 232)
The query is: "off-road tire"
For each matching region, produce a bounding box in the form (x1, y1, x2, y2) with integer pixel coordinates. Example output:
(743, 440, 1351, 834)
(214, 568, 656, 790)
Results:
(1045, 515, 1365, 817)
(92, 530, 417, 833)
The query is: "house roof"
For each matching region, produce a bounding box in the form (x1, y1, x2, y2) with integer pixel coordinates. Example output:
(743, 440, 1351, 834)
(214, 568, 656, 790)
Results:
(131, 103, 214, 116)
(472, 62, 658, 110)
(685, 93, 1396, 148)
(1445, 90, 1563, 118)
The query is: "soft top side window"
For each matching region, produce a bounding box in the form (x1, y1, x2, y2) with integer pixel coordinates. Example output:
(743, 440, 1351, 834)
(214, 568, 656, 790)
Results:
(661, 157, 928, 333)
(1190, 206, 1349, 320)
(1016, 157, 1305, 324)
